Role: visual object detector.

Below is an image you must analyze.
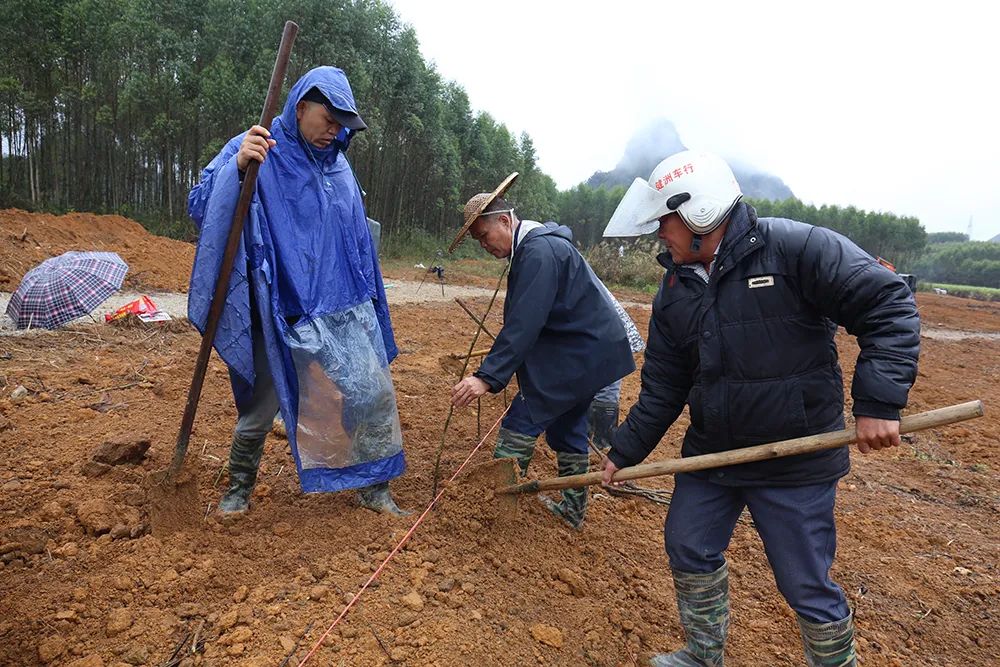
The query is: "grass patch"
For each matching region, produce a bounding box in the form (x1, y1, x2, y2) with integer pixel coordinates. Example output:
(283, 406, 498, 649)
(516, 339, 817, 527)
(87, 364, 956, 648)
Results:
(586, 242, 665, 293)
(917, 282, 1000, 302)
(381, 228, 482, 261)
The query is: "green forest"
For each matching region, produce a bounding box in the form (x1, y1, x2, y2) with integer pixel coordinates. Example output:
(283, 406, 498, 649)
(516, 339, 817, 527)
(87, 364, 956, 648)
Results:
(0, 0, 561, 243)
(1, 0, 995, 288)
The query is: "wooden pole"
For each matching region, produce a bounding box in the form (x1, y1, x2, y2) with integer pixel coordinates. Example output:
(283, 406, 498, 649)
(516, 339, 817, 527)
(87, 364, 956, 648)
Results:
(498, 401, 984, 495)
(455, 298, 498, 341)
(167, 22, 299, 479)
(431, 264, 508, 499)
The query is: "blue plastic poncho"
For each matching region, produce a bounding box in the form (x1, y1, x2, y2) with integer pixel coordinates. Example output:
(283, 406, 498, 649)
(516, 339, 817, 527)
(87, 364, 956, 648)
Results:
(187, 66, 404, 493)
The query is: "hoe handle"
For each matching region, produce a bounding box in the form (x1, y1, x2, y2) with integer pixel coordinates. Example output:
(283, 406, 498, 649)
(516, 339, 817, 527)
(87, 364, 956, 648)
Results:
(498, 400, 984, 495)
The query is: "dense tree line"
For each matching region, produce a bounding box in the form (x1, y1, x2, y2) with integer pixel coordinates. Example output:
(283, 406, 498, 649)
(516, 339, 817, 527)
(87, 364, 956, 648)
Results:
(564, 187, 929, 271)
(750, 197, 927, 269)
(555, 183, 628, 248)
(927, 231, 970, 244)
(911, 242, 1000, 288)
(0, 0, 557, 240)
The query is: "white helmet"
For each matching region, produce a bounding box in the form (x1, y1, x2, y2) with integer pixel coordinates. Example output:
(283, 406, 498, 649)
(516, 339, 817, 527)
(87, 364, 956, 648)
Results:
(603, 150, 743, 238)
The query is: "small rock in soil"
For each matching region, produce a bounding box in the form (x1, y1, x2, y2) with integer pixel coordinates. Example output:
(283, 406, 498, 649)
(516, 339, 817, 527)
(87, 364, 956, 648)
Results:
(106, 608, 133, 636)
(217, 609, 239, 630)
(65, 656, 105, 667)
(220, 627, 253, 646)
(80, 460, 113, 478)
(176, 603, 206, 618)
(557, 568, 586, 597)
(40, 501, 65, 521)
(530, 623, 564, 648)
(401, 591, 425, 612)
(90, 437, 151, 465)
(37, 636, 67, 663)
(76, 498, 118, 535)
(123, 646, 150, 665)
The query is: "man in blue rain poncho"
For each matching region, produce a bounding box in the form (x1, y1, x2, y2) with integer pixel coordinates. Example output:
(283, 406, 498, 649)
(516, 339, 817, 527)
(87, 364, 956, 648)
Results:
(187, 66, 407, 516)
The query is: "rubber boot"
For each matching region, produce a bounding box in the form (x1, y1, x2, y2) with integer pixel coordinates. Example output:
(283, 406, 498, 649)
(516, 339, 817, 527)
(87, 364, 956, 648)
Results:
(588, 401, 619, 452)
(357, 481, 411, 516)
(650, 562, 729, 667)
(539, 451, 589, 530)
(493, 427, 537, 476)
(218, 433, 267, 514)
(797, 612, 857, 667)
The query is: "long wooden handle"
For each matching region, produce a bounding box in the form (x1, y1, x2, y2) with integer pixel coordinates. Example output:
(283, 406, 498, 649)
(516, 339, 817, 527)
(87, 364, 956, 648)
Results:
(498, 400, 984, 495)
(168, 21, 299, 478)
(447, 348, 492, 359)
(455, 298, 498, 341)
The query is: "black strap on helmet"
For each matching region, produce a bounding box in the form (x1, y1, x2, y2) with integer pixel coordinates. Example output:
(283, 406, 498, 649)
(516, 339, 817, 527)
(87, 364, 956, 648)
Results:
(666, 192, 691, 210)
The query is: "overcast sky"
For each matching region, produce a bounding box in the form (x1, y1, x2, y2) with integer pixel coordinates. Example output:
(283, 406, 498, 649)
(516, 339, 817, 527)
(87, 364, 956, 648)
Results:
(388, 0, 998, 240)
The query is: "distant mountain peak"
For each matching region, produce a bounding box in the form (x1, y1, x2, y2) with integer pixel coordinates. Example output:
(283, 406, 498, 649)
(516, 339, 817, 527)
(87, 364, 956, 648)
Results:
(585, 119, 794, 202)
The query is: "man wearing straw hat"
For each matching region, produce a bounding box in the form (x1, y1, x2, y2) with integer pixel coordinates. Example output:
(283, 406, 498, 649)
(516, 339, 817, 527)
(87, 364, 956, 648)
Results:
(449, 173, 636, 529)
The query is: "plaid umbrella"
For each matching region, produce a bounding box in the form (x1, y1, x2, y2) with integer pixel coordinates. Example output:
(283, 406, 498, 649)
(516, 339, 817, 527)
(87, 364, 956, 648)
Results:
(5, 251, 128, 329)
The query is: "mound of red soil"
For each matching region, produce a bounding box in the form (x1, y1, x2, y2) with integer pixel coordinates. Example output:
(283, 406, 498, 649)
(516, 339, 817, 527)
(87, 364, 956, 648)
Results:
(0, 209, 195, 293)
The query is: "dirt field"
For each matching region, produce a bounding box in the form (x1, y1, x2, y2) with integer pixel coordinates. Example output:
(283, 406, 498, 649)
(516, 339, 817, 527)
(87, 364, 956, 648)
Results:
(1, 211, 998, 666)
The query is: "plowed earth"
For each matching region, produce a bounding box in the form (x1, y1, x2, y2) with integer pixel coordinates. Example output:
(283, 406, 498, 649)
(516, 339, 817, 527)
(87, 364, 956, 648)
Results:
(1, 211, 997, 666)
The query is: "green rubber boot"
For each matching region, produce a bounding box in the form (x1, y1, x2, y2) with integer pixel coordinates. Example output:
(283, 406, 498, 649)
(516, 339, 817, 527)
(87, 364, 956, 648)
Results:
(539, 451, 589, 530)
(218, 433, 267, 514)
(493, 427, 537, 476)
(650, 563, 729, 666)
(357, 481, 411, 516)
(797, 612, 857, 667)
(588, 400, 619, 452)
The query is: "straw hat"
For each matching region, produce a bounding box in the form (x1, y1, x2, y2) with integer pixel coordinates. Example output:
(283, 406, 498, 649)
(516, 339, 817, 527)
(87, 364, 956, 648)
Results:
(448, 172, 519, 253)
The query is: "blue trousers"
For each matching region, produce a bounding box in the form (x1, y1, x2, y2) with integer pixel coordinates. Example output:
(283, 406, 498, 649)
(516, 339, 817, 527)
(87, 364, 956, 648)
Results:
(592, 379, 621, 404)
(665, 472, 850, 623)
(501, 392, 592, 455)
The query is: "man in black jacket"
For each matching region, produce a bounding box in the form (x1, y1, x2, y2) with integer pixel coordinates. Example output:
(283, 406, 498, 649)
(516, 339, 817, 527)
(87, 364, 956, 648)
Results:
(600, 151, 919, 666)
(450, 173, 635, 529)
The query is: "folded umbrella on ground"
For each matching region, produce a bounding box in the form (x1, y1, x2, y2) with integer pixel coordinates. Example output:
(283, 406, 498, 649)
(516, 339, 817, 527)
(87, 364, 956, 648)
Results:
(5, 251, 128, 330)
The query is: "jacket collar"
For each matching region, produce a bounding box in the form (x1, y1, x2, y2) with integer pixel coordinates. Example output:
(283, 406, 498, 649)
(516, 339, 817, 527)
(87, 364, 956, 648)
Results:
(512, 219, 544, 256)
(656, 202, 764, 275)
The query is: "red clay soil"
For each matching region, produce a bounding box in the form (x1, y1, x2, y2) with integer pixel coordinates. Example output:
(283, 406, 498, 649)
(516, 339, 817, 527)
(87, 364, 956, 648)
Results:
(917, 293, 1000, 332)
(0, 211, 998, 665)
(0, 209, 195, 293)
